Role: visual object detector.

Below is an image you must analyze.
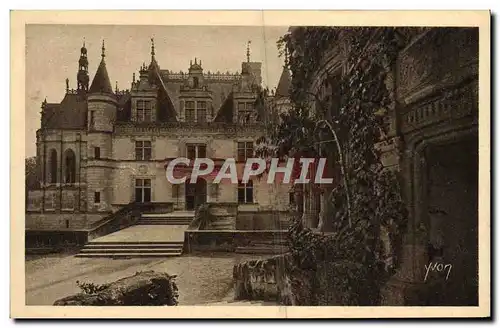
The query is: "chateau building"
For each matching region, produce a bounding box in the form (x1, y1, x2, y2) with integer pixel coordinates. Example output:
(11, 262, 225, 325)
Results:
(26, 40, 292, 231)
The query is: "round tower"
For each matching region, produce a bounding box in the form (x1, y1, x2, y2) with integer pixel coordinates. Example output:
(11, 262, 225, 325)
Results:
(86, 40, 117, 216)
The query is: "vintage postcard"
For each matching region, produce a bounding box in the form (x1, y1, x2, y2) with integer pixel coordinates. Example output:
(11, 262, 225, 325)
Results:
(11, 10, 490, 318)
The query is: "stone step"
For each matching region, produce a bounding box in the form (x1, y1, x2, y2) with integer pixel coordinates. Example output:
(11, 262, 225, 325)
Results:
(75, 252, 182, 258)
(79, 248, 182, 254)
(84, 243, 183, 249)
(88, 241, 183, 245)
(137, 222, 191, 226)
(138, 218, 192, 221)
(138, 219, 192, 222)
(141, 212, 195, 218)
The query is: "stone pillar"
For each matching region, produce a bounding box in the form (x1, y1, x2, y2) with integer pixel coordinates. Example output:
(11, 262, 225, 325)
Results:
(381, 144, 430, 305)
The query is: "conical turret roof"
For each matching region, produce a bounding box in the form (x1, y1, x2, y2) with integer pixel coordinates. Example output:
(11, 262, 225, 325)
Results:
(275, 67, 292, 97)
(89, 41, 113, 94)
(89, 59, 113, 94)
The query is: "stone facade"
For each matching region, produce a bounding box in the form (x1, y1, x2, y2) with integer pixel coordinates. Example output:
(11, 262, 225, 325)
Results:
(288, 27, 479, 305)
(27, 40, 292, 231)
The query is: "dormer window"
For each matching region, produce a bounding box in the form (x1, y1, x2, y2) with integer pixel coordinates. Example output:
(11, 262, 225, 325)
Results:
(185, 101, 195, 122)
(237, 102, 255, 123)
(136, 100, 152, 122)
(197, 101, 207, 123)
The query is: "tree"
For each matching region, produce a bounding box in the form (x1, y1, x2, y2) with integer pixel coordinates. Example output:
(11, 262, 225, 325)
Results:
(25, 156, 40, 191)
(255, 27, 409, 305)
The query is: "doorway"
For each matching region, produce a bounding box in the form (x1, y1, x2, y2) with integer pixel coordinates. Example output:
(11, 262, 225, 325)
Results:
(424, 135, 478, 305)
(185, 178, 207, 210)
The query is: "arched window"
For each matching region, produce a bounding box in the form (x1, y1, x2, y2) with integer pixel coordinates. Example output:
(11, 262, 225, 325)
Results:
(64, 149, 76, 184)
(49, 149, 58, 184)
(193, 77, 199, 88)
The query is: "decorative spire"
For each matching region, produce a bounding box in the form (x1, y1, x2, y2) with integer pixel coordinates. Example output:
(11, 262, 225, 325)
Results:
(115, 81, 118, 93)
(65, 78, 69, 92)
(284, 47, 289, 67)
(247, 40, 251, 62)
(77, 39, 89, 92)
(151, 37, 155, 59)
(101, 39, 106, 59)
(89, 42, 113, 94)
(133, 72, 136, 82)
(195, 57, 197, 65)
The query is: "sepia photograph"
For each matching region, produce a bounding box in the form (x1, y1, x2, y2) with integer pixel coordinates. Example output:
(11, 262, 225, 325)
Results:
(11, 10, 490, 318)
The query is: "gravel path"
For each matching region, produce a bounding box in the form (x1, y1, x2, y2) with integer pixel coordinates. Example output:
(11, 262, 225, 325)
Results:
(26, 252, 267, 305)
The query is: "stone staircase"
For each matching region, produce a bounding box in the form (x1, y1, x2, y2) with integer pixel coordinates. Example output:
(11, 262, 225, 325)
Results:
(76, 210, 195, 258)
(76, 241, 184, 258)
(207, 216, 236, 230)
(137, 211, 195, 225)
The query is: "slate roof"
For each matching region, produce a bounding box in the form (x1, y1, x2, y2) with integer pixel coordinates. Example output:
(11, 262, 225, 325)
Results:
(89, 59, 113, 94)
(41, 93, 87, 129)
(275, 67, 292, 97)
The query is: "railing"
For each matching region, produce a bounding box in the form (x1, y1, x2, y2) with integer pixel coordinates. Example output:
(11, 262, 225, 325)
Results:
(88, 202, 174, 240)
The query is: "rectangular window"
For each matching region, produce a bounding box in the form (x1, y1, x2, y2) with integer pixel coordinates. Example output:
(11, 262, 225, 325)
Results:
(198, 145, 206, 158)
(185, 101, 195, 122)
(94, 191, 101, 204)
(238, 102, 254, 123)
(187, 144, 207, 160)
(237, 142, 253, 162)
(187, 145, 196, 160)
(135, 178, 152, 203)
(94, 147, 100, 159)
(135, 141, 152, 161)
(136, 100, 152, 122)
(238, 180, 253, 204)
(197, 101, 207, 123)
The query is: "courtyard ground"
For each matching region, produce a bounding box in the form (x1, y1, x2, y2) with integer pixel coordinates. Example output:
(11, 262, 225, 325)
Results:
(26, 252, 267, 305)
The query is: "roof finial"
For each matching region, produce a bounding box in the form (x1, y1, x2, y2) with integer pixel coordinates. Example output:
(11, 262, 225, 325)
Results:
(284, 47, 289, 66)
(66, 78, 69, 92)
(115, 81, 118, 93)
(133, 72, 136, 82)
(101, 39, 105, 59)
(151, 37, 155, 59)
(83, 37, 85, 48)
(190, 59, 192, 66)
(247, 40, 251, 62)
(195, 57, 197, 65)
